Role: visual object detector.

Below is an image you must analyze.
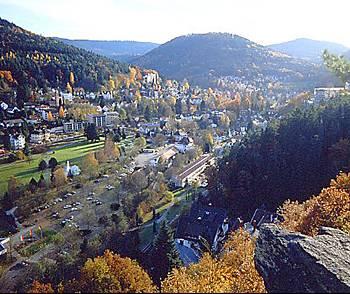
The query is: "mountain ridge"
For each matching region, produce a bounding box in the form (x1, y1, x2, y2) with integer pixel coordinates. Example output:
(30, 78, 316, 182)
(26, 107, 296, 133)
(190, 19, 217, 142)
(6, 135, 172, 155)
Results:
(0, 18, 129, 99)
(269, 38, 349, 62)
(55, 38, 159, 62)
(133, 32, 334, 87)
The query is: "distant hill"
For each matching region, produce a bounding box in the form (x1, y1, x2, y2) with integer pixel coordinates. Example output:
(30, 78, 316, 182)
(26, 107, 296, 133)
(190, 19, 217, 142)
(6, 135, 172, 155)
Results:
(0, 18, 129, 101)
(133, 33, 333, 87)
(269, 38, 349, 62)
(55, 38, 159, 62)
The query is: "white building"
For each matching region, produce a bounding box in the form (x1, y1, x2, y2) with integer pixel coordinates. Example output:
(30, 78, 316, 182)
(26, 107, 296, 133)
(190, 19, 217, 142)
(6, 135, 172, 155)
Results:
(0, 237, 10, 256)
(30, 130, 50, 144)
(63, 120, 88, 133)
(9, 134, 25, 150)
(87, 114, 106, 128)
(105, 112, 119, 126)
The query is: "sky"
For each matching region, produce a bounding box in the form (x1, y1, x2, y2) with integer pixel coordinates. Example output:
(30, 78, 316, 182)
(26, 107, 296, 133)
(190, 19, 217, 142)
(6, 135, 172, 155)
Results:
(1, 0, 350, 46)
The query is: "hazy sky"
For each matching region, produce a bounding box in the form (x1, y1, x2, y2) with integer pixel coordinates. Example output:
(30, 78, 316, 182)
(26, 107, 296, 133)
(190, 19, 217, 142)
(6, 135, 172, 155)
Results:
(1, 0, 350, 46)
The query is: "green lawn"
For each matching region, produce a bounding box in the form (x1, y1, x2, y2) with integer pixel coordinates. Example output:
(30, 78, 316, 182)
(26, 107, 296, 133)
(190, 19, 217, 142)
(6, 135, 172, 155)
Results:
(0, 139, 105, 195)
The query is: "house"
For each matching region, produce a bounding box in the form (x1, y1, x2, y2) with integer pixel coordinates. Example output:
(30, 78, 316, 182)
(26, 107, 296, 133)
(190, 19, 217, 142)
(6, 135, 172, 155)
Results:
(2, 119, 23, 128)
(105, 112, 119, 126)
(48, 126, 64, 134)
(101, 92, 113, 100)
(87, 114, 106, 128)
(174, 136, 194, 153)
(138, 122, 161, 135)
(64, 161, 81, 177)
(173, 130, 187, 142)
(61, 92, 73, 101)
(30, 130, 50, 144)
(175, 203, 229, 265)
(0, 237, 9, 257)
(150, 147, 178, 167)
(313, 87, 344, 102)
(172, 154, 214, 188)
(9, 134, 25, 150)
(63, 120, 88, 133)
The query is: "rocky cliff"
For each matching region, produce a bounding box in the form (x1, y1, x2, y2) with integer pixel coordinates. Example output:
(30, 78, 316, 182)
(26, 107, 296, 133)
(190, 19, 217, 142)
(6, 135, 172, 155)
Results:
(254, 224, 350, 293)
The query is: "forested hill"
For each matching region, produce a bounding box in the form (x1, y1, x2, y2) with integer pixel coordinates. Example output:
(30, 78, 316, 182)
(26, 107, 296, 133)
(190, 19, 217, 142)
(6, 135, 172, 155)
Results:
(133, 33, 334, 87)
(0, 18, 129, 101)
(208, 95, 350, 219)
(55, 38, 159, 62)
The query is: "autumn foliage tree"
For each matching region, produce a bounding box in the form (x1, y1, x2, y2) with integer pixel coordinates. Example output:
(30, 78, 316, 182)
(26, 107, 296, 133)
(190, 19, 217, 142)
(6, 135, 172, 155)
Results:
(79, 250, 157, 293)
(82, 152, 99, 177)
(28, 280, 54, 293)
(279, 172, 350, 235)
(58, 106, 65, 118)
(162, 229, 265, 293)
(52, 166, 67, 187)
(104, 135, 120, 160)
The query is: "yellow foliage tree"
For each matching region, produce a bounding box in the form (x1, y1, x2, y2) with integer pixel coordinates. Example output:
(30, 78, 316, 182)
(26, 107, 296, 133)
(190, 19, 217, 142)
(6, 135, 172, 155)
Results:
(129, 67, 137, 85)
(52, 166, 67, 187)
(95, 149, 108, 164)
(108, 79, 115, 91)
(162, 229, 265, 293)
(183, 81, 190, 91)
(279, 172, 350, 235)
(69, 72, 75, 86)
(104, 136, 120, 160)
(66, 82, 72, 94)
(82, 152, 99, 177)
(79, 250, 157, 293)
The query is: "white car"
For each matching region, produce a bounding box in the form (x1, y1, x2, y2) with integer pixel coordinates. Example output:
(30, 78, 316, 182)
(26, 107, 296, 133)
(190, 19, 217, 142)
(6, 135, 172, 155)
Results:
(105, 185, 115, 190)
(63, 204, 72, 209)
(71, 207, 78, 212)
(86, 197, 93, 201)
(102, 175, 110, 178)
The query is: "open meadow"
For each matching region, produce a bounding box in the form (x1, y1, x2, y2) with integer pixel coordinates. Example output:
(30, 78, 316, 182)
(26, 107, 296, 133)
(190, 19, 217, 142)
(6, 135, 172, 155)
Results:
(0, 139, 105, 195)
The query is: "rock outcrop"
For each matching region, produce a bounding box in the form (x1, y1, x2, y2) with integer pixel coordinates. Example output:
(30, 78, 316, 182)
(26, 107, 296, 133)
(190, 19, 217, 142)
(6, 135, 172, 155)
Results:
(254, 224, 350, 293)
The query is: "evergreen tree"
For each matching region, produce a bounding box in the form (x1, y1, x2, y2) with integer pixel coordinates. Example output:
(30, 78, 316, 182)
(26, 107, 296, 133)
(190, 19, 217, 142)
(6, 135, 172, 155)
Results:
(48, 157, 58, 170)
(151, 221, 182, 283)
(29, 177, 38, 193)
(38, 159, 47, 171)
(38, 174, 47, 189)
(85, 124, 99, 142)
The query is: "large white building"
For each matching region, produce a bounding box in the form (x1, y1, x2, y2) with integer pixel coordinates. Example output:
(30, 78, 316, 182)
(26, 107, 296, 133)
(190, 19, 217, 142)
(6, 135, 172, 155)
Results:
(9, 134, 26, 150)
(87, 114, 106, 128)
(63, 120, 88, 133)
(30, 130, 50, 144)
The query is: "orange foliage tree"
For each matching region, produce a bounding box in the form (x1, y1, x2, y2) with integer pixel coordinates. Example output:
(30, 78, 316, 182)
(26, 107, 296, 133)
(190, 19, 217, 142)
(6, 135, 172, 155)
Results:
(279, 172, 350, 235)
(28, 280, 54, 293)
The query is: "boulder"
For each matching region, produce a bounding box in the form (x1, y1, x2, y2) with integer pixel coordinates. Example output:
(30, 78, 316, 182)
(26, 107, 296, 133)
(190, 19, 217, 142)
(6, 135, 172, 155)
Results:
(254, 224, 350, 293)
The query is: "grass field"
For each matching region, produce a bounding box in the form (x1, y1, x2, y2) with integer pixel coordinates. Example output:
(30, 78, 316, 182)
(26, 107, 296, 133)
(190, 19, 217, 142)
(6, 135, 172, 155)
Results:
(0, 139, 105, 195)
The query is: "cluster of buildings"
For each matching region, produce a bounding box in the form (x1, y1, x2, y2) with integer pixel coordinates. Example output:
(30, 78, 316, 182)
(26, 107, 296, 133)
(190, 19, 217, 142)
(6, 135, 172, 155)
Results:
(174, 201, 282, 265)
